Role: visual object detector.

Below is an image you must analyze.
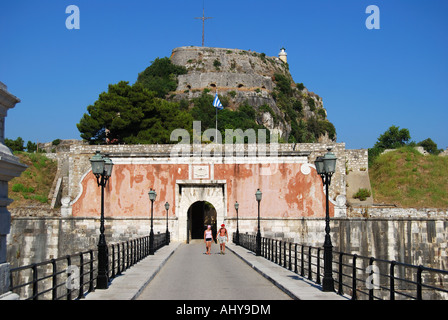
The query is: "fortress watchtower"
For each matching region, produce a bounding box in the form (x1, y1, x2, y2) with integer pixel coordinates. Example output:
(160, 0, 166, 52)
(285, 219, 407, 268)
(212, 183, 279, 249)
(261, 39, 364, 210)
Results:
(278, 47, 287, 64)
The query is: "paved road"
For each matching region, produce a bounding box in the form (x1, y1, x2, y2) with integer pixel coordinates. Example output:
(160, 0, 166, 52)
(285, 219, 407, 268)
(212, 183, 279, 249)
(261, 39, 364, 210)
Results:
(137, 241, 292, 300)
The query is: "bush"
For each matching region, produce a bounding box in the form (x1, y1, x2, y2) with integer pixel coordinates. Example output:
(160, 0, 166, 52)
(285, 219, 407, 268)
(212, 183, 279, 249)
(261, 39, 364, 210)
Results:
(273, 73, 293, 96)
(227, 91, 237, 98)
(317, 108, 326, 119)
(12, 183, 35, 193)
(353, 188, 371, 201)
(307, 97, 316, 111)
(136, 57, 187, 98)
(292, 99, 303, 113)
(31, 195, 48, 203)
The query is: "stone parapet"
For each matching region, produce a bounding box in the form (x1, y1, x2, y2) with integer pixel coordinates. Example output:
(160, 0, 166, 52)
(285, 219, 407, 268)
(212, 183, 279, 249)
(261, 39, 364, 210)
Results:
(7, 216, 448, 274)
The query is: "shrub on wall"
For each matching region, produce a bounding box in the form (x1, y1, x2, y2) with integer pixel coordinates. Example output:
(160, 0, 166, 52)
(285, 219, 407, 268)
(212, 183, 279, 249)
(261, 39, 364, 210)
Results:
(353, 188, 371, 201)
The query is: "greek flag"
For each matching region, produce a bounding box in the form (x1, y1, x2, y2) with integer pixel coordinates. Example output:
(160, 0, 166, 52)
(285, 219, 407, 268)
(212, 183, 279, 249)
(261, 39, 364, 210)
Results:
(213, 92, 223, 110)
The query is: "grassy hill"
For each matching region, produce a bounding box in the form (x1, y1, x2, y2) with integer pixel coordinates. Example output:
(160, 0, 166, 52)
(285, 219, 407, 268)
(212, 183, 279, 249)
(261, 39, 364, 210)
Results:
(9, 152, 57, 208)
(369, 147, 448, 208)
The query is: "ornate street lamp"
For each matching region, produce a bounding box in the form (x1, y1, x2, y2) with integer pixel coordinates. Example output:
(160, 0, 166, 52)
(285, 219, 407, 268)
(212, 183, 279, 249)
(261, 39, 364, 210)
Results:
(234, 201, 240, 245)
(314, 148, 337, 292)
(148, 189, 157, 255)
(165, 202, 170, 245)
(255, 189, 262, 256)
(90, 151, 114, 289)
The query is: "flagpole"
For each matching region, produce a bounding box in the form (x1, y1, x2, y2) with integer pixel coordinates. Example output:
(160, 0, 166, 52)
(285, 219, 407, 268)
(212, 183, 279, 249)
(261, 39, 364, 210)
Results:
(213, 90, 223, 144)
(216, 90, 218, 143)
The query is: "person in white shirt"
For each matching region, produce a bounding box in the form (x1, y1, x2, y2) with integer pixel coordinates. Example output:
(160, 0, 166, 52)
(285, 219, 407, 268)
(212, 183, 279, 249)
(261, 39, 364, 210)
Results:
(204, 225, 214, 255)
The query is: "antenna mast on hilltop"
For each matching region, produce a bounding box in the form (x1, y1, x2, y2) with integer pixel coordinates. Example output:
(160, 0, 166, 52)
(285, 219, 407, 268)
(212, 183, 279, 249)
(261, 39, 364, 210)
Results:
(195, 3, 213, 46)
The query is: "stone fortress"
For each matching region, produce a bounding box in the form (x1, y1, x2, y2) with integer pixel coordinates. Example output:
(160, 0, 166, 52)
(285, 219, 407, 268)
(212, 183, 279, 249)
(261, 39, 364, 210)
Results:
(171, 46, 284, 94)
(5, 47, 448, 275)
(169, 46, 330, 142)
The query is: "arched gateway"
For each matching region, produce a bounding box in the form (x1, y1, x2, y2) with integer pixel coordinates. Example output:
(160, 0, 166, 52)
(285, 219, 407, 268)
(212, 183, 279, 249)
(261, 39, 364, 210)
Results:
(176, 180, 225, 243)
(187, 201, 218, 242)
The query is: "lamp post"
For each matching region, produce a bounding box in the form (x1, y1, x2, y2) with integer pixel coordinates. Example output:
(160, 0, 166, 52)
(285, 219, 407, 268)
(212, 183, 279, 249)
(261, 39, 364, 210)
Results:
(255, 189, 262, 256)
(234, 201, 239, 245)
(165, 202, 170, 245)
(148, 189, 157, 255)
(314, 148, 337, 292)
(90, 151, 114, 289)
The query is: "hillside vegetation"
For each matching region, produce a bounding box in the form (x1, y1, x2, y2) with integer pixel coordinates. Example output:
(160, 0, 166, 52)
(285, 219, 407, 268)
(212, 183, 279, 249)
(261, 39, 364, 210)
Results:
(9, 152, 57, 208)
(369, 147, 448, 208)
(77, 53, 335, 145)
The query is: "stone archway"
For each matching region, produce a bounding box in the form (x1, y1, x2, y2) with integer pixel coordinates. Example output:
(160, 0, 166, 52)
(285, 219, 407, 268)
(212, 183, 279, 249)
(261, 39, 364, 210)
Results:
(175, 180, 226, 243)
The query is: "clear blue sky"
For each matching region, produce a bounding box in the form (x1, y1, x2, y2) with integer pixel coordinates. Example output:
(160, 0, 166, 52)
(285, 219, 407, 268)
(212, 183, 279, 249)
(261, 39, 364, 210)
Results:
(1, 0, 447, 150)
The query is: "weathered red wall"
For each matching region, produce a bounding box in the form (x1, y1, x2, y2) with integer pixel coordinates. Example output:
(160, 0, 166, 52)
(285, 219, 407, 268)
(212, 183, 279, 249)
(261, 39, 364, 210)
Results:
(215, 163, 333, 218)
(72, 164, 189, 217)
(72, 162, 333, 218)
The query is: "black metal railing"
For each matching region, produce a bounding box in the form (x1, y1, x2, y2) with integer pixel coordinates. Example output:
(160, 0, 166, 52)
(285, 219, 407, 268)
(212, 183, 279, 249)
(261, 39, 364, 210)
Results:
(234, 232, 448, 300)
(9, 233, 168, 300)
(333, 251, 448, 300)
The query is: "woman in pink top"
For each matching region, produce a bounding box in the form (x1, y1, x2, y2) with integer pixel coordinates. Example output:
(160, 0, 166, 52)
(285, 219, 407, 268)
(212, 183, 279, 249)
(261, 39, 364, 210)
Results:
(204, 225, 214, 255)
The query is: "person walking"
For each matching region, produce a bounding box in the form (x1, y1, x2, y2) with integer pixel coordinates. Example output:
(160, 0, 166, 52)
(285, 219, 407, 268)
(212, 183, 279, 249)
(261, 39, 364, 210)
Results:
(204, 225, 214, 255)
(217, 224, 228, 255)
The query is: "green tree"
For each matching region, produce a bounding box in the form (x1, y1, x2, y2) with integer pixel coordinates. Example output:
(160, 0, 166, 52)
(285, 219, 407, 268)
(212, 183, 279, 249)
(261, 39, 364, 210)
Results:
(5, 137, 24, 152)
(369, 125, 412, 166)
(136, 57, 187, 98)
(373, 125, 411, 149)
(190, 92, 217, 130)
(26, 141, 37, 153)
(418, 138, 440, 155)
(77, 81, 193, 144)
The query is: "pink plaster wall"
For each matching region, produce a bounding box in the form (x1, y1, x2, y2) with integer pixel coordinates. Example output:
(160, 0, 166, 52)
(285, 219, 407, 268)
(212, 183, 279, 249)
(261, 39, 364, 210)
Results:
(72, 162, 333, 218)
(72, 164, 189, 217)
(215, 163, 333, 218)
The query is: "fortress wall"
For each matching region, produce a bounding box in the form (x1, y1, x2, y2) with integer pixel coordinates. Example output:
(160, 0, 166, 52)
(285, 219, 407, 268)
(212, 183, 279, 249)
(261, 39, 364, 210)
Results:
(66, 143, 349, 208)
(344, 149, 373, 204)
(345, 149, 369, 172)
(7, 216, 448, 272)
(226, 216, 448, 270)
(170, 46, 286, 79)
(177, 72, 273, 92)
(7, 217, 174, 268)
(68, 157, 334, 220)
(291, 143, 347, 201)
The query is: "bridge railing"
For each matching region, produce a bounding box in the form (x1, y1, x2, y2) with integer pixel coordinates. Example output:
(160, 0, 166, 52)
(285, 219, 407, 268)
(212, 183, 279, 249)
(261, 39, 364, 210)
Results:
(234, 232, 448, 300)
(9, 232, 168, 300)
